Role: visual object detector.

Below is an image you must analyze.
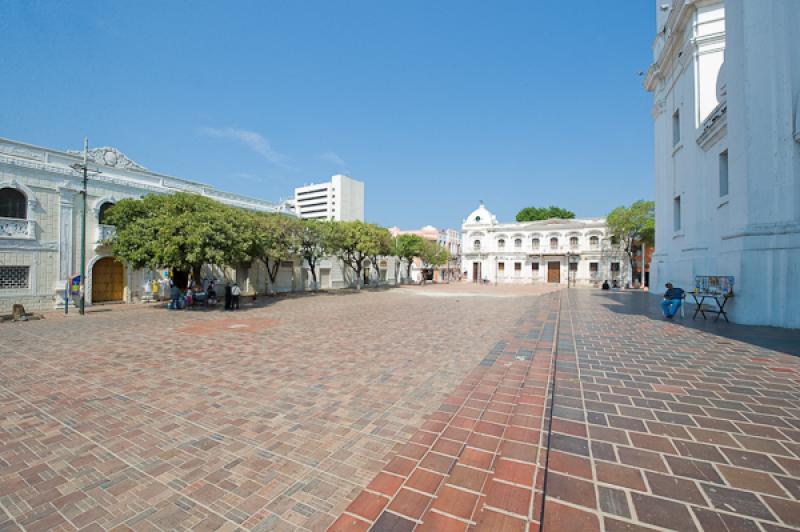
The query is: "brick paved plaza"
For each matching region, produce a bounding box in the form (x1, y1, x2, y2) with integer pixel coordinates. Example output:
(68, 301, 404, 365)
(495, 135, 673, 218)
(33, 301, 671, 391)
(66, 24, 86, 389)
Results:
(1, 286, 800, 531)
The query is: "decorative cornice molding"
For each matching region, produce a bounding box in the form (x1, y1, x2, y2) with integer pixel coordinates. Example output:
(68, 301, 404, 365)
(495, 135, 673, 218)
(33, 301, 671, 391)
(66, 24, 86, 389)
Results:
(0, 239, 57, 251)
(697, 102, 727, 150)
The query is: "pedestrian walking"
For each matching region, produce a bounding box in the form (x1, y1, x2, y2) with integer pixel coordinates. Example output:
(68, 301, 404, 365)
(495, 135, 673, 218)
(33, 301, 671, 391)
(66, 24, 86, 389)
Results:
(231, 282, 241, 310)
(224, 283, 232, 310)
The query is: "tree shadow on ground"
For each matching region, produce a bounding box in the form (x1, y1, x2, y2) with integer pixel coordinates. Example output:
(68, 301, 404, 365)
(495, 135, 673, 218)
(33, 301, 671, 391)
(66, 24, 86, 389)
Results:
(590, 290, 800, 357)
(144, 284, 400, 314)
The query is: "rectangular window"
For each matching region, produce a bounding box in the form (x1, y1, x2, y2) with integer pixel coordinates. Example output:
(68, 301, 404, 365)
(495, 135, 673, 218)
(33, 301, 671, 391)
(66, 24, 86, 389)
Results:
(719, 150, 729, 197)
(674, 195, 682, 232)
(498, 262, 505, 273)
(532, 262, 539, 271)
(589, 262, 598, 273)
(673, 109, 681, 146)
(0, 266, 29, 290)
(514, 262, 521, 272)
(611, 262, 620, 272)
(569, 262, 578, 272)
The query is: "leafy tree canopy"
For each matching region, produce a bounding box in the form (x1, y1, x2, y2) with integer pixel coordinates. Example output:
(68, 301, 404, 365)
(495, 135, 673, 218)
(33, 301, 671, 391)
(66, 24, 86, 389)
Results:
(516, 206, 576, 222)
(325, 221, 391, 288)
(106, 192, 250, 279)
(606, 200, 655, 250)
(419, 240, 449, 268)
(393, 234, 425, 263)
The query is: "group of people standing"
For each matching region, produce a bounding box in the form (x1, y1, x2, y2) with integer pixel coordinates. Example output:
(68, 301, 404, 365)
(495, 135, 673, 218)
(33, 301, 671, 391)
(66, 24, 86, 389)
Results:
(168, 279, 242, 310)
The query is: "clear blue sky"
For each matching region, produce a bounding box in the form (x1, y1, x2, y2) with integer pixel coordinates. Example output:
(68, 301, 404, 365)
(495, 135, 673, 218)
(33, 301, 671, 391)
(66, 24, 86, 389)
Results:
(1, 1, 655, 229)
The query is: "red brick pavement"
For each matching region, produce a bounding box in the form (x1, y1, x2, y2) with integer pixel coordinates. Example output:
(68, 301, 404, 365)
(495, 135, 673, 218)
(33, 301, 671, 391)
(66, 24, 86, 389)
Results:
(2, 286, 800, 531)
(332, 289, 800, 532)
(0, 287, 543, 531)
(331, 291, 561, 531)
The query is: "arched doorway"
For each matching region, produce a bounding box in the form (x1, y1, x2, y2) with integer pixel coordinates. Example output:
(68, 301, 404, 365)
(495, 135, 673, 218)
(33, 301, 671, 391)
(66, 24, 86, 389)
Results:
(92, 257, 124, 303)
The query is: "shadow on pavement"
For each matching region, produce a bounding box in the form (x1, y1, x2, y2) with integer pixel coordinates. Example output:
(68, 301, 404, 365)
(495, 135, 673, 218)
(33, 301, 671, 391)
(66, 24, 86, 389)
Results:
(144, 285, 399, 314)
(591, 290, 800, 357)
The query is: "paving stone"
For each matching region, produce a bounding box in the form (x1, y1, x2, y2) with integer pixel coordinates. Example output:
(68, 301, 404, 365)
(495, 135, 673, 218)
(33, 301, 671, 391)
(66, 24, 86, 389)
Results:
(598, 486, 630, 518)
(631, 493, 698, 531)
(702, 483, 776, 521)
(542, 500, 600, 532)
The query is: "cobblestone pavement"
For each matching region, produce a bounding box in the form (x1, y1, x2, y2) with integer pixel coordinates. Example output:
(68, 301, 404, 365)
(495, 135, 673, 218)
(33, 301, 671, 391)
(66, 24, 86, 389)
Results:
(2, 286, 800, 531)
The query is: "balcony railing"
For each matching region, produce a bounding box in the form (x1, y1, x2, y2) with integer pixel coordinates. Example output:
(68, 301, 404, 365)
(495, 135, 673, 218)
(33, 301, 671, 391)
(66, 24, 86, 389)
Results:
(96, 224, 116, 243)
(0, 217, 33, 239)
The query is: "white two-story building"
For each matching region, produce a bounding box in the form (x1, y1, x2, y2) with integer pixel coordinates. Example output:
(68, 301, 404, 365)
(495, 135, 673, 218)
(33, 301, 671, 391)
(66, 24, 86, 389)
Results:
(460, 203, 625, 286)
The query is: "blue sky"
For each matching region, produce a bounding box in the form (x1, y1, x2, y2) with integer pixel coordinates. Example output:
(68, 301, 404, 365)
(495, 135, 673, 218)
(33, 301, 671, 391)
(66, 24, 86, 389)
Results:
(1, 1, 655, 229)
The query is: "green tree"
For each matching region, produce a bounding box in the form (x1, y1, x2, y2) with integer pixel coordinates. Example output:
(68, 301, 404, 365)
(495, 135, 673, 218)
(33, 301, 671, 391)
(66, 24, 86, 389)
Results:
(296, 219, 329, 291)
(365, 226, 393, 285)
(106, 193, 249, 282)
(326, 221, 387, 290)
(394, 234, 425, 282)
(419, 240, 449, 284)
(247, 212, 299, 293)
(606, 200, 655, 285)
(516, 206, 576, 222)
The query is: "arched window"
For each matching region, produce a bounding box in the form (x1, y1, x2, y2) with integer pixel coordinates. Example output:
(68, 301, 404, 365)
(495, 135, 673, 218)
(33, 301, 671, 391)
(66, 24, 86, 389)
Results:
(590, 236, 599, 249)
(550, 237, 558, 250)
(473, 239, 481, 251)
(98, 202, 116, 225)
(514, 238, 522, 248)
(570, 236, 578, 249)
(0, 188, 27, 219)
(532, 238, 540, 249)
(498, 239, 505, 250)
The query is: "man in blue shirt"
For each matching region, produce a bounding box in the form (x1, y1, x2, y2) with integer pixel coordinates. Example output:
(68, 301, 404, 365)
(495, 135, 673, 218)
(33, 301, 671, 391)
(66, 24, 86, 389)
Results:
(661, 282, 684, 319)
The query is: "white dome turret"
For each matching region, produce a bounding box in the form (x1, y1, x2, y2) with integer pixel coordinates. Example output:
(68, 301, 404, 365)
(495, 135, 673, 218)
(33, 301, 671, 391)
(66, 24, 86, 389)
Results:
(464, 201, 496, 226)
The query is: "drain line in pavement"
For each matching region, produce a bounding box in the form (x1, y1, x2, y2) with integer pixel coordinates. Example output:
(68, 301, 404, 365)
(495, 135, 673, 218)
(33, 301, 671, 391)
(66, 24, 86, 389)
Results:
(536, 289, 564, 530)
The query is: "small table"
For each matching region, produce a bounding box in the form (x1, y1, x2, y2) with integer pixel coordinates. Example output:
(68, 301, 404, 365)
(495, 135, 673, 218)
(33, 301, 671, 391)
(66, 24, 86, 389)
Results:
(690, 292, 733, 322)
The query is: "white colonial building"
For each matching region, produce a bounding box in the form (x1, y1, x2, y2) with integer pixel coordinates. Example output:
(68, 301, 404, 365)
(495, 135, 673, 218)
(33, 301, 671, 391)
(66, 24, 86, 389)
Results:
(460, 203, 625, 286)
(645, 0, 800, 327)
(0, 137, 307, 312)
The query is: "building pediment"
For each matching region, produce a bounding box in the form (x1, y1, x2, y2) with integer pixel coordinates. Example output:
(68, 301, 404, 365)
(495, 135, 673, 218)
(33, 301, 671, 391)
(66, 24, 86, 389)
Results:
(68, 147, 147, 171)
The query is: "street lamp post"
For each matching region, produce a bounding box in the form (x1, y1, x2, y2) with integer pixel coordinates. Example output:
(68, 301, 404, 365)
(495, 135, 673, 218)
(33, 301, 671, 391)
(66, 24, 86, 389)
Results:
(70, 138, 99, 316)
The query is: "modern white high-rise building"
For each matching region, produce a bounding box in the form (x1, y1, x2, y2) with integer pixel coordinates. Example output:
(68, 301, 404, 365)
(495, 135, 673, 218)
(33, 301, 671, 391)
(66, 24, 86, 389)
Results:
(644, 0, 800, 328)
(293, 174, 364, 221)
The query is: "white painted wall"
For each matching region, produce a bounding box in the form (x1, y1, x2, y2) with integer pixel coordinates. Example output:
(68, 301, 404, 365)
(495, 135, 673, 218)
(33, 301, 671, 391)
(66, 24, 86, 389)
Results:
(646, 0, 800, 328)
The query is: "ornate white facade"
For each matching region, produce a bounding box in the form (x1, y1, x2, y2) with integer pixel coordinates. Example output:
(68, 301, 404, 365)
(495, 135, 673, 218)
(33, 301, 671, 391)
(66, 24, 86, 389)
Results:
(460, 203, 625, 286)
(0, 137, 291, 312)
(645, 0, 800, 327)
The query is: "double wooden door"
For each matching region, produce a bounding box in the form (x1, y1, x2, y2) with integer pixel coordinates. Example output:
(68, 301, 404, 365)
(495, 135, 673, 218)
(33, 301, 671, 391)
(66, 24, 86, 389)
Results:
(92, 257, 124, 302)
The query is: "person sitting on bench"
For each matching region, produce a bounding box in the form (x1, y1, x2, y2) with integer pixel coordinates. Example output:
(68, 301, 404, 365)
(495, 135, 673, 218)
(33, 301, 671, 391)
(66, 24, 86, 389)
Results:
(660, 282, 684, 319)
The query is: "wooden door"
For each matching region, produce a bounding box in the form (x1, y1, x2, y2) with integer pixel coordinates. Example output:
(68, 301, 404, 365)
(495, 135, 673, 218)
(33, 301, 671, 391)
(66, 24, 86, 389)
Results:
(547, 261, 561, 284)
(472, 262, 480, 281)
(92, 257, 124, 302)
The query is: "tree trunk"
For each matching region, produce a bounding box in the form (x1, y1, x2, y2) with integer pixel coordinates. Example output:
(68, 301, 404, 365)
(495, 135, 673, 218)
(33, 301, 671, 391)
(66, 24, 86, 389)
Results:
(641, 245, 647, 288)
(406, 260, 412, 282)
(263, 257, 280, 294)
(192, 264, 202, 285)
(307, 256, 318, 291)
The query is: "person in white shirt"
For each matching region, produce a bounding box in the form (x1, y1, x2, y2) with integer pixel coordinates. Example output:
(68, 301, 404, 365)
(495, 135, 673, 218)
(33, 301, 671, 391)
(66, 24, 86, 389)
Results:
(231, 283, 241, 310)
